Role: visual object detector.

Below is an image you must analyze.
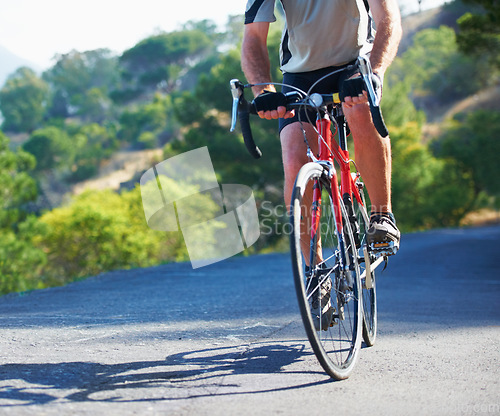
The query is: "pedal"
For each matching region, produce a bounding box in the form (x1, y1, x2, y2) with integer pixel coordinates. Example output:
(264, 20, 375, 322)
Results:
(369, 240, 398, 257)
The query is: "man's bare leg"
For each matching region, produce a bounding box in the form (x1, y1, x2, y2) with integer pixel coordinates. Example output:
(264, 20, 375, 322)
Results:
(281, 122, 322, 266)
(343, 102, 392, 214)
(343, 102, 400, 253)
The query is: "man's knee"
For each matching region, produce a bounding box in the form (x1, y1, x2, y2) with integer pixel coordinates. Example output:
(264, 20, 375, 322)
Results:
(280, 122, 314, 174)
(344, 103, 388, 147)
(344, 102, 372, 127)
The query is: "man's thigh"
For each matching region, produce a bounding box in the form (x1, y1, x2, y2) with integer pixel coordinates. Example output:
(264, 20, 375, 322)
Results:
(280, 121, 318, 169)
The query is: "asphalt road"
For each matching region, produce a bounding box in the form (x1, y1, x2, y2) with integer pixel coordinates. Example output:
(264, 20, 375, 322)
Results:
(0, 225, 498, 415)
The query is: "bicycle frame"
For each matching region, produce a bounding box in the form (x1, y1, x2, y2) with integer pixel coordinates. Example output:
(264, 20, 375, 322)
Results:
(310, 107, 364, 270)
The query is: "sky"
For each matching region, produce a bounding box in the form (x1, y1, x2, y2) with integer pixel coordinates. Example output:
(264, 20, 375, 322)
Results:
(0, 0, 449, 70)
(0, 0, 245, 69)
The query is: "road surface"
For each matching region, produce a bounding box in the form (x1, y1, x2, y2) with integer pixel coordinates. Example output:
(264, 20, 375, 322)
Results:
(0, 225, 498, 415)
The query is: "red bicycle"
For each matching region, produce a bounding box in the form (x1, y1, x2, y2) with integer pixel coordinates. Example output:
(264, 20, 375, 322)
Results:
(230, 56, 392, 379)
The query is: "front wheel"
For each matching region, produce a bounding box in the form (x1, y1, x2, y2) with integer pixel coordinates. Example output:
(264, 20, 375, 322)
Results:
(290, 162, 363, 380)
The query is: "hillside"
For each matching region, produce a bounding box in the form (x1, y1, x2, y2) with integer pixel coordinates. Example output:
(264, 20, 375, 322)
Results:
(397, 3, 500, 129)
(0, 45, 41, 87)
(397, 4, 465, 53)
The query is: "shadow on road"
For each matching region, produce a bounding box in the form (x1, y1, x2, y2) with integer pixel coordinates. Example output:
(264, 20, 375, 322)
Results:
(0, 342, 331, 406)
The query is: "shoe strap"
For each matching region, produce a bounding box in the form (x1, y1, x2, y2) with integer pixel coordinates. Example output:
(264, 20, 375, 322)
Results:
(370, 211, 396, 225)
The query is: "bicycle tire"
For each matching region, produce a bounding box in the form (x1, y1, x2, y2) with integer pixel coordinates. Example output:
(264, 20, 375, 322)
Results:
(351, 180, 377, 346)
(290, 162, 363, 380)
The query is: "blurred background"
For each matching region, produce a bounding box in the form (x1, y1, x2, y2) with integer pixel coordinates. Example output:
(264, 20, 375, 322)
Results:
(0, 0, 498, 294)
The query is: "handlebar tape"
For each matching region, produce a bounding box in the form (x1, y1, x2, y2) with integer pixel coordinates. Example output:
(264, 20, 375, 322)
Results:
(369, 105, 389, 138)
(238, 100, 262, 159)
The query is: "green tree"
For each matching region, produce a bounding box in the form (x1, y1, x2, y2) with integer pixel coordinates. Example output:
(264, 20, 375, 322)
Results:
(43, 49, 119, 119)
(34, 186, 188, 284)
(168, 47, 284, 188)
(389, 26, 491, 107)
(119, 93, 174, 147)
(0, 67, 49, 132)
(23, 126, 74, 171)
(168, 20, 286, 188)
(381, 78, 426, 128)
(391, 123, 475, 230)
(0, 131, 37, 228)
(432, 110, 500, 203)
(165, 27, 288, 249)
(77, 87, 114, 122)
(118, 28, 214, 100)
(0, 131, 46, 294)
(65, 122, 119, 182)
(457, 0, 500, 69)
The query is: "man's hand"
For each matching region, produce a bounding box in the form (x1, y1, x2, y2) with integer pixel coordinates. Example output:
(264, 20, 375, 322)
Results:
(340, 74, 382, 109)
(252, 90, 295, 120)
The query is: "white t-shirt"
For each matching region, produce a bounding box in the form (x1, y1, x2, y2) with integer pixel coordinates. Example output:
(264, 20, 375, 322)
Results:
(245, 0, 374, 73)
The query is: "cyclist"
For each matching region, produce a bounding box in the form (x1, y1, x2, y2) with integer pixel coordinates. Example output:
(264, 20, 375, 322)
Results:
(241, 0, 402, 255)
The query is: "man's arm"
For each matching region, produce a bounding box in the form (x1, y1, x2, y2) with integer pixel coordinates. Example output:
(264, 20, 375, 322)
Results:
(367, 0, 402, 79)
(241, 22, 274, 97)
(343, 0, 402, 108)
(241, 22, 292, 120)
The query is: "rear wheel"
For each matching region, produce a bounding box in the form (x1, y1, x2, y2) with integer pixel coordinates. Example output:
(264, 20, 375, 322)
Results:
(290, 163, 363, 380)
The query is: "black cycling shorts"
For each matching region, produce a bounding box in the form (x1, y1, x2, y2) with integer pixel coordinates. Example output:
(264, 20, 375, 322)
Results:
(279, 60, 358, 134)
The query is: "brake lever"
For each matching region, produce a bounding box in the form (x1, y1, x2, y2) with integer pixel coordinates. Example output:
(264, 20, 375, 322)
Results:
(230, 79, 243, 132)
(357, 56, 380, 107)
(357, 56, 389, 138)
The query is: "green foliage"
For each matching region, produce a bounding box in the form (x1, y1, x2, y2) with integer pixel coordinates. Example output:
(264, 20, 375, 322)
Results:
(23, 126, 74, 171)
(43, 49, 119, 120)
(0, 132, 46, 294)
(0, 131, 37, 228)
(35, 187, 188, 284)
(164, 29, 287, 250)
(119, 93, 174, 147)
(119, 29, 214, 97)
(432, 110, 500, 200)
(0, 67, 49, 132)
(457, 0, 500, 69)
(65, 122, 119, 182)
(391, 123, 475, 230)
(382, 79, 426, 128)
(77, 87, 114, 122)
(0, 228, 47, 294)
(389, 26, 492, 104)
(194, 49, 245, 114)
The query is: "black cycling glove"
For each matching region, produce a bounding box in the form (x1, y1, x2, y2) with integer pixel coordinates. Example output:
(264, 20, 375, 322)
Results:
(339, 74, 382, 102)
(252, 90, 287, 112)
